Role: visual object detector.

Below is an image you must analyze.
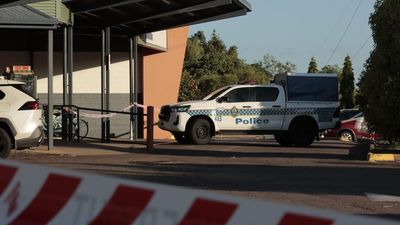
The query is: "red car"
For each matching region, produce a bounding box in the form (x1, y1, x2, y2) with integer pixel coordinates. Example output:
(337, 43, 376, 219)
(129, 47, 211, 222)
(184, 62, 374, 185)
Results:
(325, 109, 382, 142)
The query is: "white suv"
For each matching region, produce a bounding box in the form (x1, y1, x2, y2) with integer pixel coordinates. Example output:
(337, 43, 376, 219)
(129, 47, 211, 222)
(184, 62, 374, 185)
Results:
(0, 80, 44, 158)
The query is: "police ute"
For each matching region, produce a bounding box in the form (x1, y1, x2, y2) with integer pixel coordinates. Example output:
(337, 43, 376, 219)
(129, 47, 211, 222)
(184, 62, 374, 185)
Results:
(158, 73, 340, 147)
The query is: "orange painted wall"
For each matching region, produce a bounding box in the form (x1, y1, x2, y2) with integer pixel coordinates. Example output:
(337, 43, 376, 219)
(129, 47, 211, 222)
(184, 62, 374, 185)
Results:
(142, 27, 188, 139)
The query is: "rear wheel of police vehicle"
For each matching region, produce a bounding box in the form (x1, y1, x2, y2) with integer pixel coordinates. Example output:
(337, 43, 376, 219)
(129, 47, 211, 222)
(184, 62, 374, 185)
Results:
(172, 132, 191, 144)
(0, 128, 12, 158)
(289, 118, 318, 147)
(274, 132, 292, 146)
(189, 118, 211, 145)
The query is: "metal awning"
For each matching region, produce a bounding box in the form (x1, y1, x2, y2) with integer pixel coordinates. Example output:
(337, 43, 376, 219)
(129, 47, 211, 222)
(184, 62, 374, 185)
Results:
(0, 0, 45, 8)
(0, 5, 58, 29)
(63, 0, 252, 36)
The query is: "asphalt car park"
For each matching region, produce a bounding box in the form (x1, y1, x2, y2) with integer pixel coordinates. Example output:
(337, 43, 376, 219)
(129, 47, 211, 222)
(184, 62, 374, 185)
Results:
(9, 137, 400, 222)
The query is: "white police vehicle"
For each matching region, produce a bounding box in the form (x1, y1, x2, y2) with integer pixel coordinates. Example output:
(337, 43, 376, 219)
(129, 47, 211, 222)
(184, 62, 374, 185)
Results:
(159, 73, 340, 147)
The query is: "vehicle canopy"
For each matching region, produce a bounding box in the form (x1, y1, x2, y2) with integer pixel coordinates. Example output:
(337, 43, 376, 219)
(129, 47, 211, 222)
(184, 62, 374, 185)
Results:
(274, 73, 338, 102)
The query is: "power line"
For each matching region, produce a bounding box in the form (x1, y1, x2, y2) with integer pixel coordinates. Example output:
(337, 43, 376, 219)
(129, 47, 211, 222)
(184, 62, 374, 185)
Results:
(313, 0, 353, 57)
(352, 36, 372, 60)
(325, 0, 363, 65)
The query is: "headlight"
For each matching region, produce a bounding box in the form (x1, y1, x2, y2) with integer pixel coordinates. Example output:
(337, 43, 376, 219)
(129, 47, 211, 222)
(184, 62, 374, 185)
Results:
(170, 105, 191, 113)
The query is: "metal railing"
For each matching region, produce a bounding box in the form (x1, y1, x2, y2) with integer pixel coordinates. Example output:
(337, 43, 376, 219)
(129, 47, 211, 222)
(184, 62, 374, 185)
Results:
(42, 104, 154, 150)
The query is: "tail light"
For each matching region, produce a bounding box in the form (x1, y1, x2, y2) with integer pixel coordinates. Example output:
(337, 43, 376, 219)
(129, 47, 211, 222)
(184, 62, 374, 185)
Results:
(18, 101, 40, 110)
(333, 107, 340, 118)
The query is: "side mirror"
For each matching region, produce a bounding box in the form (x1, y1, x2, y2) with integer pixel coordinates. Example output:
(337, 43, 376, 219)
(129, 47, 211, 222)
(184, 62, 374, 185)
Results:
(217, 96, 229, 103)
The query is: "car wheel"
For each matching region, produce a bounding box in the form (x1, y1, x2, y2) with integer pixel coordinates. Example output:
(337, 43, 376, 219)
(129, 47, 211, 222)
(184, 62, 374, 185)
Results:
(0, 128, 12, 158)
(289, 118, 318, 147)
(339, 130, 355, 142)
(172, 132, 191, 144)
(189, 118, 211, 145)
(274, 132, 292, 146)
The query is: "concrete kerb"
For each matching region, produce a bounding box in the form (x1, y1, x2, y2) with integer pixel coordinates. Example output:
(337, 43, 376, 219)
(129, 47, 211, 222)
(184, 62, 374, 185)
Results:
(368, 143, 400, 162)
(349, 141, 399, 162)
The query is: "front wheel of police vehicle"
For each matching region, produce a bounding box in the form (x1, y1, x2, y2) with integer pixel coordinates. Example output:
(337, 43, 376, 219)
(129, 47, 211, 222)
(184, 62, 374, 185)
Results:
(188, 118, 211, 145)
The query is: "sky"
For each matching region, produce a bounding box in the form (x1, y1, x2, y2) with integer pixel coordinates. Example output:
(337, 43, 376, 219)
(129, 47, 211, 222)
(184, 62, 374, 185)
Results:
(189, 0, 375, 81)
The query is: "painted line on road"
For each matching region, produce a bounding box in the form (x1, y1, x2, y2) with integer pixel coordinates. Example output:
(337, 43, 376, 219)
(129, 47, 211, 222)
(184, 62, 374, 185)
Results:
(366, 193, 400, 202)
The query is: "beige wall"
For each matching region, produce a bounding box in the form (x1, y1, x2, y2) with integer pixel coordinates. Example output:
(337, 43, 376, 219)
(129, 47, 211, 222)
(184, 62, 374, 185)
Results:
(143, 27, 188, 139)
(34, 52, 130, 94)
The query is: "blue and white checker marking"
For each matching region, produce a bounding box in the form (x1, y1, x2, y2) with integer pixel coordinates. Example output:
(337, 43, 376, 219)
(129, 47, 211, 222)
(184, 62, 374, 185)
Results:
(188, 108, 337, 122)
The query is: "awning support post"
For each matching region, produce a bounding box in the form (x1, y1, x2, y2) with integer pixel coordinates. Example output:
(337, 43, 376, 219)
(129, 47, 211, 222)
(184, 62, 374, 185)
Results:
(47, 29, 54, 150)
(105, 27, 111, 143)
(133, 35, 140, 140)
(67, 25, 74, 140)
(101, 28, 106, 142)
(129, 37, 134, 141)
(62, 26, 68, 140)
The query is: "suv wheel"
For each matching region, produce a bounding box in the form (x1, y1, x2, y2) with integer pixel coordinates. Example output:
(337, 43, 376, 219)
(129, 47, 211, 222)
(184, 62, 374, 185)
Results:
(339, 130, 355, 142)
(0, 128, 12, 158)
(189, 118, 211, 145)
(289, 118, 318, 147)
(274, 132, 292, 146)
(172, 132, 191, 144)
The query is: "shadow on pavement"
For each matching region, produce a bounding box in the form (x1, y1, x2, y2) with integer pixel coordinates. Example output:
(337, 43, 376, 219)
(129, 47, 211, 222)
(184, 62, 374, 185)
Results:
(52, 160, 400, 197)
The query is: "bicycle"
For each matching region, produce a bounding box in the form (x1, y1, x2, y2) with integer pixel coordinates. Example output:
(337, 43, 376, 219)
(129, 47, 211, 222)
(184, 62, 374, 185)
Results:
(41, 107, 89, 140)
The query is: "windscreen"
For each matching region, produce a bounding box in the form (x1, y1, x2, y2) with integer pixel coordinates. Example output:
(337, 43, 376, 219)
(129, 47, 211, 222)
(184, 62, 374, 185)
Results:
(203, 86, 231, 100)
(287, 76, 338, 102)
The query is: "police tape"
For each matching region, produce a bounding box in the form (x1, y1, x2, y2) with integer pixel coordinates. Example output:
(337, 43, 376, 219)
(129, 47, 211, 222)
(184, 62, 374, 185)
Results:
(0, 160, 398, 225)
(64, 103, 160, 119)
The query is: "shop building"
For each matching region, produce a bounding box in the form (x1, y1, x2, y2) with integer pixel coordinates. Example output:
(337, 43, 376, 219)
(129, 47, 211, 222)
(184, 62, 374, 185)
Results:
(0, 0, 251, 144)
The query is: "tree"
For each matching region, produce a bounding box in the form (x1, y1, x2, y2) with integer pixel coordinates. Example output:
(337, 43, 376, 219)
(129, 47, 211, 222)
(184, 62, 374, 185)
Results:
(340, 56, 355, 109)
(179, 30, 273, 101)
(259, 54, 296, 75)
(198, 74, 221, 98)
(320, 64, 341, 76)
(358, 0, 400, 141)
(178, 71, 200, 101)
(307, 57, 319, 73)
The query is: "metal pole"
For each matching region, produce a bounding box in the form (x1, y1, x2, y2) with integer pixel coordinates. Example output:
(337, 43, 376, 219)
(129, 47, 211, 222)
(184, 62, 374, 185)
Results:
(146, 106, 154, 151)
(68, 25, 73, 106)
(133, 36, 139, 140)
(77, 108, 80, 143)
(62, 26, 68, 140)
(101, 28, 106, 142)
(105, 27, 111, 143)
(129, 37, 134, 140)
(67, 26, 74, 140)
(48, 30, 54, 150)
(63, 26, 68, 106)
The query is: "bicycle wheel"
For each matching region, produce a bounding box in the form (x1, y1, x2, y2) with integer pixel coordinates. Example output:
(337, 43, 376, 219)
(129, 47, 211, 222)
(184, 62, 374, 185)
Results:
(73, 119, 89, 140)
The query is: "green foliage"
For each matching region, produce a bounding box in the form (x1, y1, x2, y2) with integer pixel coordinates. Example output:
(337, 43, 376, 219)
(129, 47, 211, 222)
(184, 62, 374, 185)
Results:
(258, 54, 296, 75)
(320, 64, 341, 76)
(340, 56, 355, 109)
(178, 71, 200, 102)
(307, 57, 319, 73)
(198, 74, 221, 98)
(179, 30, 277, 101)
(358, 0, 400, 141)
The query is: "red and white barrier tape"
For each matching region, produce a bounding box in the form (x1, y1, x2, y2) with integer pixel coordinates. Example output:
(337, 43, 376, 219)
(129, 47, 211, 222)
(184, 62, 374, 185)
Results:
(0, 160, 397, 225)
(65, 103, 159, 119)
